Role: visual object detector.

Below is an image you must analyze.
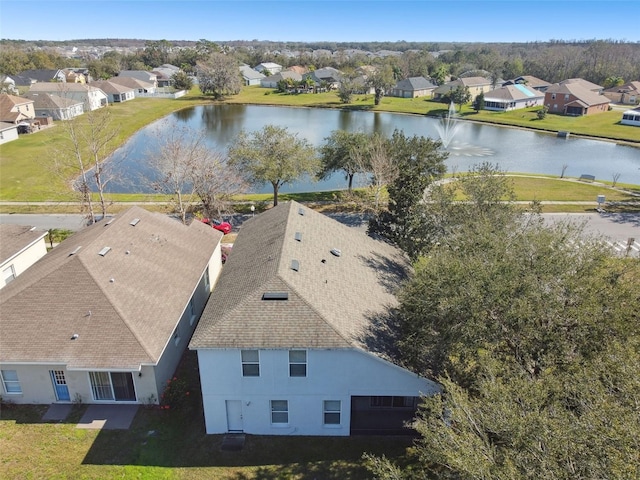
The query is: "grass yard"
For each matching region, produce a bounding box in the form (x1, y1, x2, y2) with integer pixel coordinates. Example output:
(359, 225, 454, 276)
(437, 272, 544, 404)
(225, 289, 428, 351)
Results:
(0, 175, 637, 216)
(0, 350, 415, 480)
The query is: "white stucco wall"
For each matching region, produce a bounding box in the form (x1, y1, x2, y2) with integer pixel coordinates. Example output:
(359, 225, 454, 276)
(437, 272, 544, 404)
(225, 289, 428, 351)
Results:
(196, 348, 439, 436)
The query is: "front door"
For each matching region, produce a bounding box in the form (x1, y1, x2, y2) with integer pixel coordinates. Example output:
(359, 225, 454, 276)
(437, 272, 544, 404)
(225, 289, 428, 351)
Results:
(226, 400, 243, 432)
(50, 370, 70, 402)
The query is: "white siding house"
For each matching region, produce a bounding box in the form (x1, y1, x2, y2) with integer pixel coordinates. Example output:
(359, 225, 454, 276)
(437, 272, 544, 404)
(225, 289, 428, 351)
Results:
(23, 92, 84, 121)
(27, 83, 108, 111)
(240, 65, 266, 86)
(254, 62, 282, 75)
(190, 201, 440, 436)
(198, 348, 433, 436)
(0, 224, 48, 289)
(0, 122, 19, 144)
(483, 84, 545, 111)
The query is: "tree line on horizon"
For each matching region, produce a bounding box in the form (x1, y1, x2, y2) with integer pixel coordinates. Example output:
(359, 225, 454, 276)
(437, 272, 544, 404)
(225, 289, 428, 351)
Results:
(2, 38, 639, 88)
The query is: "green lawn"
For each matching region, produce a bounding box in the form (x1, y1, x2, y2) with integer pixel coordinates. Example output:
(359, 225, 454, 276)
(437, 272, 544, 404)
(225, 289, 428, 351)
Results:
(0, 350, 414, 480)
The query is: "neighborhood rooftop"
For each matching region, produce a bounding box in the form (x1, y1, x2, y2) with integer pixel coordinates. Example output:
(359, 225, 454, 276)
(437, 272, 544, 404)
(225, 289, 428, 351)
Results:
(0, 207, 220, 370)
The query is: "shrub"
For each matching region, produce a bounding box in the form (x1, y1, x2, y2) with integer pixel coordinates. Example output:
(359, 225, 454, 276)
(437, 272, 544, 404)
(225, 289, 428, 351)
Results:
(159, 376, 190, 410)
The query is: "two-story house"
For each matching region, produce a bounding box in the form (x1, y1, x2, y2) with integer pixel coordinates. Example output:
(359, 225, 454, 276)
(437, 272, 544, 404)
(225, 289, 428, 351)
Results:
(544, 79, 609, 116)
(433, 76, 493, 102)
(190, 201, 439, 436)
(0, 93, 35, 124)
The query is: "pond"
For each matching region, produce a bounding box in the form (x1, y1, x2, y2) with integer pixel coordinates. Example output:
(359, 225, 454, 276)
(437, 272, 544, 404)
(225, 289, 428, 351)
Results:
(103, 104, 640, 193)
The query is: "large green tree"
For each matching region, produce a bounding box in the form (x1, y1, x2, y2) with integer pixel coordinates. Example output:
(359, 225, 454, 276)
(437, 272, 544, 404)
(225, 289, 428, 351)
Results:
(142, 39, 172, 67)
(228, 125, 319, 206)
(448, 85, 472, 111)
(366, 170, 640, 479)
(366, 64, 396, 105)
(318, 130, 369, 192)
(368, 130, 447, 259)
(171, 71, 193, 91)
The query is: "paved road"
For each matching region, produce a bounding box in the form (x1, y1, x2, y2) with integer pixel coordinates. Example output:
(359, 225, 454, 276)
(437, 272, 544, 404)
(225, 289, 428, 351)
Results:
(2, 211, 639, 254)
(0, 213, 88, 231)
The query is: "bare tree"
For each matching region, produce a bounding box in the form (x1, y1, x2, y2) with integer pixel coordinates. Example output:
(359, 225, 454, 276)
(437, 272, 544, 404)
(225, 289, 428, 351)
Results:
(190, 149, 249, 219)
(53, 115, 96, 223)
(353, 133, 398, 211)
(561, 164, 568, 178)
(147, 126, 202, 224)
(147, 127, 249, 223)
(51, 107, 119, 224)
(612, 172, 621, 187)
(82, 108, 120, 220)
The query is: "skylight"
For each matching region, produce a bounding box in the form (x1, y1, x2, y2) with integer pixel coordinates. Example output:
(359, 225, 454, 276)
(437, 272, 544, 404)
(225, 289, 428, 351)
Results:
(262, 292, 289, 300)
(130, 218, 140, 226)
(98, 247, 111, 256)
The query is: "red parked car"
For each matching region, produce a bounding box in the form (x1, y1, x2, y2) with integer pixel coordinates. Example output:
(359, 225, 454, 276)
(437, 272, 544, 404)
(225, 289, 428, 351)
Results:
(201, 218, 232, 235)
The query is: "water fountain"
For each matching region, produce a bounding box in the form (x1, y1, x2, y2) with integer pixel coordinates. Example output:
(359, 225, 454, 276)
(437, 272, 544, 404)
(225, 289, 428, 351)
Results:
(435, 102, 463, 149)
(435, 102, 494, 157)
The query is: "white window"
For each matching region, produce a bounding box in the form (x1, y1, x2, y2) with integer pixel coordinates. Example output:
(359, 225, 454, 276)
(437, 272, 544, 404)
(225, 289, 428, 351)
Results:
(241, 350, 260, 376)
(271, 400, 288, 424)
(551, 93, 556, 100)
(289, 350, 307, 377)
(204, 267, 210, 291)
(2, 265, 16, 286)
(1, 369, 22, 394)
(89, 371, 112, 400)
(323, 400, 341, 425)
(371, 396, 416, 408)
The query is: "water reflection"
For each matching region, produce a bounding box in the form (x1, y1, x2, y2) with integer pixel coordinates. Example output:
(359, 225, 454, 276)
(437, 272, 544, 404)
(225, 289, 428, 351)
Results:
(101, 104, 640, 194)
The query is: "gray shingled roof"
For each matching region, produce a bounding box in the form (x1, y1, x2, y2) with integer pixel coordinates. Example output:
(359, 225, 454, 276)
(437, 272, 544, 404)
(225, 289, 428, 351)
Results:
(91, 80, 135, 95)
(190, 201, 410, 351)
(484, 84, 544, 102)
(107, 76, 154, 90)
(0, 224, 47, 265)
(0, 207, 221, 369)
(394, 77, 437, 90)
(24, 92, 83, 109)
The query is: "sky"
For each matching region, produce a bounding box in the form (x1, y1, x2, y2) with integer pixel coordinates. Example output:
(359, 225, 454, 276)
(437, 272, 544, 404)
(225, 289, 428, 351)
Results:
(0, 0, 638, 43)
